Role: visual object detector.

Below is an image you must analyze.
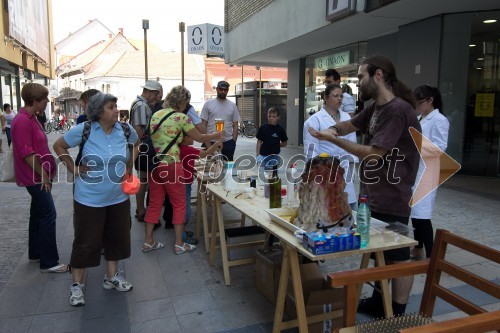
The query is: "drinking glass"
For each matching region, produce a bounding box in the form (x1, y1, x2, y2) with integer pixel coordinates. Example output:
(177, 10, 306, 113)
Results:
(215, 118, 225, 132)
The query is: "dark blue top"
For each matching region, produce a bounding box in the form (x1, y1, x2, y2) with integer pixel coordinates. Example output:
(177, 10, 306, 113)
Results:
(76, 114, 88, 124)
(256, 124, 288, 156)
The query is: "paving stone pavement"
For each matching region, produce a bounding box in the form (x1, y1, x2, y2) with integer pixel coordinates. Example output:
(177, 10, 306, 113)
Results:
(0, 132, 498, 332)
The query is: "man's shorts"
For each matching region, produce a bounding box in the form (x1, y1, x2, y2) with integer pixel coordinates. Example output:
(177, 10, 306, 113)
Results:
(371, 211, 410, 262)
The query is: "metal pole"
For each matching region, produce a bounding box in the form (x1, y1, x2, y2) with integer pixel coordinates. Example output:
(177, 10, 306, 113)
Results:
(143, 19, 149, 82)
(179, 22, 185, 86)
(241, 65, 244, 119)
(258, 66, 262, 127)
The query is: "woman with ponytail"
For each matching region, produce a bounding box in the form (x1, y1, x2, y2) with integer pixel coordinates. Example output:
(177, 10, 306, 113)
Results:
(410, 85, 449, 259)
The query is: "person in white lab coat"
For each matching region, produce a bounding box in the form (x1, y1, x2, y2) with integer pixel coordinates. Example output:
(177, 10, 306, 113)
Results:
(410, 85, 449, 259)
(303, 83, 358, 210)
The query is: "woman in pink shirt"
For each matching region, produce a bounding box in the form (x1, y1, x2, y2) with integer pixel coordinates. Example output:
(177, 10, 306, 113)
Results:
(11, 83, 67, 273)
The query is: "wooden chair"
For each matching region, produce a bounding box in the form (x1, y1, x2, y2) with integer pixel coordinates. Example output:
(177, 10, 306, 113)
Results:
(327, 229, 500, 332)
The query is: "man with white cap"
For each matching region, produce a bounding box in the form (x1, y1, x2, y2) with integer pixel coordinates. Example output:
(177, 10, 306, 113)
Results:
(130, 80, 163, 222)
(201, 80, 240, 161)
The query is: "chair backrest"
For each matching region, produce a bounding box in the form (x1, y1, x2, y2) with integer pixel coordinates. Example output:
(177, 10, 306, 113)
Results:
(328, 229, 500, 330)
(420, 229, 500, 318)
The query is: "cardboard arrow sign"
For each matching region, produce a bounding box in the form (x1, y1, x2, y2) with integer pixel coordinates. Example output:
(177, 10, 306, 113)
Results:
(409, 127, 461, 207)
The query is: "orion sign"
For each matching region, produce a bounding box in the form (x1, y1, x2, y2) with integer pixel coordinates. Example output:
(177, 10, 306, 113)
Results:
(187, 24, 224, 56)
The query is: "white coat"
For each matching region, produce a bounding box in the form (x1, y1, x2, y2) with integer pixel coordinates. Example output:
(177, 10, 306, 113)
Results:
(411, 109, 449, 219)
(303, 107, 358, 204)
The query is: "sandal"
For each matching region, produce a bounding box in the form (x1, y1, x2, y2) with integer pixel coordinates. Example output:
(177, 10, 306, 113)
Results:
(410, 247, 425, 260)
(185, 237, 199, 245)
(41, 263, 69, 273)
(142, 241, 165, 252)
(174, 243, 196, 255)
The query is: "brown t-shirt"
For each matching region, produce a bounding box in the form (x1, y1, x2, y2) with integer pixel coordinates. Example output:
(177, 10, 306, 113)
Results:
(351, 97, 421, 217)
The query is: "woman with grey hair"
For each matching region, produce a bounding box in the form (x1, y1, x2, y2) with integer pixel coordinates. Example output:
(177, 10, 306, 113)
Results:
(53, 92, 140, 307)
(143, 85, 223, 254)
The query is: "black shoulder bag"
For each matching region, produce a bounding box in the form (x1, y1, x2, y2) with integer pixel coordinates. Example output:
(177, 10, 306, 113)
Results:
(135, 111, 181, 172)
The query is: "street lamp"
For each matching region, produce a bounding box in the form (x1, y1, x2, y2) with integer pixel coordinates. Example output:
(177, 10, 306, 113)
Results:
(179, 22, 185, 86)
(143, 19, 149, 82)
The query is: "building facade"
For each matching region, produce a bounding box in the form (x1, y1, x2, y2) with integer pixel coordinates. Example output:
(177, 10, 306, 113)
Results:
(224, 0, 500, 177)
(1, 0, 55, 114)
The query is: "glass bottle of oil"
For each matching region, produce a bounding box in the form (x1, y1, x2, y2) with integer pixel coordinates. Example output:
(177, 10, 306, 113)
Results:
(269, 165, 281, 208)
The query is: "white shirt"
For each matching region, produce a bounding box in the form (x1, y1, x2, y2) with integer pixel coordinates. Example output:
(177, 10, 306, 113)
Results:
(303, 107, 358, 204)
(200, 98, 240, 142)
(186, 105, 202, 125)
(411, 109, 449, 219)
(340, 92, 356, 115)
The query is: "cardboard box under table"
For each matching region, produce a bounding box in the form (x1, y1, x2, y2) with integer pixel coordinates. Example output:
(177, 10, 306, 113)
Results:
(225, 226, 266, 260)
(256, 248, 282, 304)
(284, 263, 344, 333)
(286, 287, 344, 333)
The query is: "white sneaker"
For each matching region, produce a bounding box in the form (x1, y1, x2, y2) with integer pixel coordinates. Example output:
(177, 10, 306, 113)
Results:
(103, 271, 133, 292)
(69, 282, 85, 306)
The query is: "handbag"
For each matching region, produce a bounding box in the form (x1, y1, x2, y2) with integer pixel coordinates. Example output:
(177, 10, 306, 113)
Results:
(0, 148, 16, 182)
(135, 111, 181, 172)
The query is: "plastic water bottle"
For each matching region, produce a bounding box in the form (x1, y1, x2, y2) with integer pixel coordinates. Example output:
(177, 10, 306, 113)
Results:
(264, 168, 272, 198)
(357, 195, 371, 248)
(286, 163, 299, 206)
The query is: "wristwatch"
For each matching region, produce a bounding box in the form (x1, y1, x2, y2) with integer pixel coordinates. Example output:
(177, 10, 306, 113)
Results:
(329, 125, 339, 135)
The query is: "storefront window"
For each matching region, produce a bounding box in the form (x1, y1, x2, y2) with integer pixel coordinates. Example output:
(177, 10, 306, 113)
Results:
(1, 73, 19, 112)
(464, 11, 500, 176)
(303, 42, 366, 119)
(1, 73, 12, 107)
(440, 11, 500, 177)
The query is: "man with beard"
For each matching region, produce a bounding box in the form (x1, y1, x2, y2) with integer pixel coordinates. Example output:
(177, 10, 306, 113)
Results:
(201, 81, 240, 161)
(309, 55, 421, 318)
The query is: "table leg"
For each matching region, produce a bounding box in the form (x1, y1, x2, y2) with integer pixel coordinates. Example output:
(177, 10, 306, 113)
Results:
(287, 245, 308, 332)
(215, 196, 231, 286)
(272, 245, 291, 333)
(240, 213, 246, 227)
(356, 253, 371, 303)
(374, 251, 393, 318)
(195, 180, 203, 239)
(209, 194, 218, 266)
(201, 191, 210, 253)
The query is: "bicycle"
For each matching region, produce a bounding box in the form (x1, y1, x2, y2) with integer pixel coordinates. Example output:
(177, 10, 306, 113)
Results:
(44, 119, 56, 134)
(238, 120, 257, 138)
(45, 117, 71, 134)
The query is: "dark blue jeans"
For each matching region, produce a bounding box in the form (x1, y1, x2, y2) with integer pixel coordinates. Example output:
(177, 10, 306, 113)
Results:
(5, 127, 11, 147)
(26, 185, 60, 269)
(221, 139, 236, 161)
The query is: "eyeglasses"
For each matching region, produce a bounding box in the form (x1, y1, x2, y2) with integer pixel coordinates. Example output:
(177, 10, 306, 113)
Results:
(218, 88, 229, 92)
(326, 94, 343, 99)
(416, 99, 429, 106)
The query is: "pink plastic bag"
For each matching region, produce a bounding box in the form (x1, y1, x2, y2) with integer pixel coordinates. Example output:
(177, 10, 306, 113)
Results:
(121, 173, 140, 195)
